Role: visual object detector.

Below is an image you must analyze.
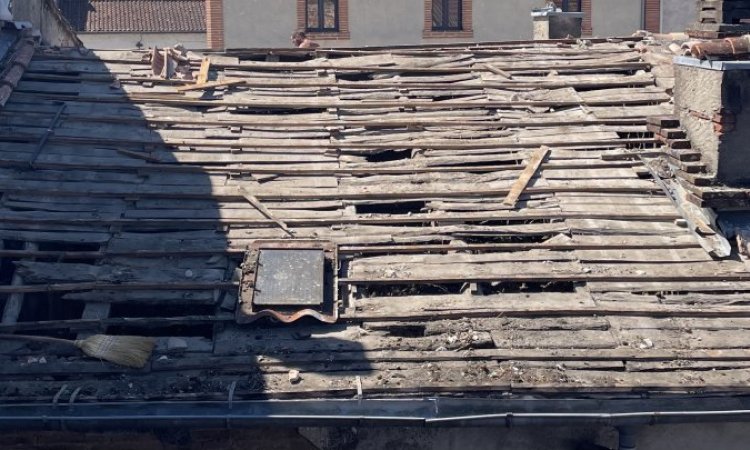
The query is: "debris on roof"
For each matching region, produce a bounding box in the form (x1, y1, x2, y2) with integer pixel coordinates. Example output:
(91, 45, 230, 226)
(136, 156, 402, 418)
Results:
(58, 0, 207, 33)
(689, 0, 750, 39)
(2, 37, 750, 406)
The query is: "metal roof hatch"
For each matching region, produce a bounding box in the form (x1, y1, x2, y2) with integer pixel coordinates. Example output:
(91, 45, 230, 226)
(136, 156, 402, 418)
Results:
(237, 240, 338, 324)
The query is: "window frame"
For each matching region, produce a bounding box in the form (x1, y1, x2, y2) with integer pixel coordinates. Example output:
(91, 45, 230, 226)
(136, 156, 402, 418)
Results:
(296, 0, 350, 41)
(305, 0, 340, 33)
(423, 0, 473, 39)
(560, 0, 582, 12)
(431, 0, 463, 32)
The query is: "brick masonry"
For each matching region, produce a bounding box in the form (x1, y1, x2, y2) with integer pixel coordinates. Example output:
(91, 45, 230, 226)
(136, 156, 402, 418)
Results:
(206, 0, 224, 50)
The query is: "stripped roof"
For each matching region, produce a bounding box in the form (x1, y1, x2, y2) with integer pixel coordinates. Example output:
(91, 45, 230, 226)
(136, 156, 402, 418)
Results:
(57, 0, 206, 33)
(1, 37, 750, 415)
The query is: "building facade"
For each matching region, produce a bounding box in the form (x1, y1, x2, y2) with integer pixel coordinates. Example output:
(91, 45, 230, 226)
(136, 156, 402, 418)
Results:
(210, 0, 697, 50)
(57, 0, 207, 49)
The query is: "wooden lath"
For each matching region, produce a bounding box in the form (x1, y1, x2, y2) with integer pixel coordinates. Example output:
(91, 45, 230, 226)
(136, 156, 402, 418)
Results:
(2, 38, 750, 403)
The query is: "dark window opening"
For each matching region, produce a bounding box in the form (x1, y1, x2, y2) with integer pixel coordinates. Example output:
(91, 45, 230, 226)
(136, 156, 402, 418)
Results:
(560, 0, 582, 12)
(307, 0, 339, 32)
(432, 0, 462, 31)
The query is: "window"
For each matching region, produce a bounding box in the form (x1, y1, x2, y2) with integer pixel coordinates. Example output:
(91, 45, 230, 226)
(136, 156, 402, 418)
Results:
(559, 0, 582, 12)
(306, 0, 338, 32)
(297, 0, 350, 40)
(432, 0, 462, 31)
(423, 0, 472, 38)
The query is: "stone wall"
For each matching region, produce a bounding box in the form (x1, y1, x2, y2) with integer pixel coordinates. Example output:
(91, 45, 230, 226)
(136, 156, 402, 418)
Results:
(674, 60, 750, 185)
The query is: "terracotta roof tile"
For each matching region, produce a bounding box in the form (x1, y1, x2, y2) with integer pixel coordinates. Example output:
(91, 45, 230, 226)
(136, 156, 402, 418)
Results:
(58, 0, 206, 33)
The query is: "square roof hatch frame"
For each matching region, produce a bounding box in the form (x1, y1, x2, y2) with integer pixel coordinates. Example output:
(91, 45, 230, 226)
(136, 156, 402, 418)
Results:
(237, 240, 339, 324)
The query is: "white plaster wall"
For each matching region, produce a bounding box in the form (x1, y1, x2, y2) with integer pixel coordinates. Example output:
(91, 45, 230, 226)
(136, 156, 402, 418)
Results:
(345, 0, 422, 47)
(661, 0, 697, 33)
(591, 0, 643, 37)
(223, 0, 297, 49)
(222, 0, 646, 48)
(78, 32, 206, 50)
(473, 0, 538, 41)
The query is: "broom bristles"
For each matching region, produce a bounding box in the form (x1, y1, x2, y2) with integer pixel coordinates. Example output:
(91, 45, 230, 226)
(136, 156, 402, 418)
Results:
(75, 335, 156, 369)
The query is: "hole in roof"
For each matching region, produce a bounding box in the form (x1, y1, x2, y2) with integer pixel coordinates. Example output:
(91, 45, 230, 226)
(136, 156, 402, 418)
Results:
(364, 149, 412, 162)
(356, 201, 426, 215)
(359, 282, 464, 298)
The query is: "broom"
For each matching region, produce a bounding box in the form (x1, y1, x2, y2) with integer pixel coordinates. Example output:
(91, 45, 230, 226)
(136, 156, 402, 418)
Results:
(0, 334, 156, 369)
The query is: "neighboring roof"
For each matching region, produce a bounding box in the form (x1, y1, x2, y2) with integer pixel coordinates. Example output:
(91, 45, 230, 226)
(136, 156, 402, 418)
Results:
(0, 28, 34, 108)
(57, 0, 206, 33)
(2, 38, 750, 419)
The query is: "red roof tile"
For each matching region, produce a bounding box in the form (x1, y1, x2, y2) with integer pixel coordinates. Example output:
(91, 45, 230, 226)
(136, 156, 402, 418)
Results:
(58, 0, 206, 33)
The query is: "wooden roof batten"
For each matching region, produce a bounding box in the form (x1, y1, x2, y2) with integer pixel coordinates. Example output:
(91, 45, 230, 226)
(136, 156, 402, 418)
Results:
(1, 38, 750, 406)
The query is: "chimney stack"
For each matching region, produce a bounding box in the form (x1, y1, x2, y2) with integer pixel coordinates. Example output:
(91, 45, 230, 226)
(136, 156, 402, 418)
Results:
(673, 1, 750, 186)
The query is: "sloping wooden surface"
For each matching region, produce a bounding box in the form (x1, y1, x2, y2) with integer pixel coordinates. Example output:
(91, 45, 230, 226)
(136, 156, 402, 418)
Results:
(1, 39, 749, 403)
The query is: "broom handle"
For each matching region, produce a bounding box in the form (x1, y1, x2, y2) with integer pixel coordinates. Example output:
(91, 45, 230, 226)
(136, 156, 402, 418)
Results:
(0, 334, 78, 346)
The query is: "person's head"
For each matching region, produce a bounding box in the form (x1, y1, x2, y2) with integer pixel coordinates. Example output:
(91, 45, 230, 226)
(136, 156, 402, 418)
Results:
(291, 30, 307, 47)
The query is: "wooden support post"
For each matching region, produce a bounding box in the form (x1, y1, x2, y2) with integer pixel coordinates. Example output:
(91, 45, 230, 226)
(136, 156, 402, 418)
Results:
(77, 233, 115, 339)
(197, 58, 211, 84)
(502, 146, 550, 208)
(2, 242, 38, 325)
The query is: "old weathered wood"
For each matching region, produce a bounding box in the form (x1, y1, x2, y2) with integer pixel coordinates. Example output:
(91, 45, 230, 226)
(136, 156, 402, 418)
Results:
(502, 146, 550, 208)
(238, 187, 295, 237)
(3, 38, 750, 402)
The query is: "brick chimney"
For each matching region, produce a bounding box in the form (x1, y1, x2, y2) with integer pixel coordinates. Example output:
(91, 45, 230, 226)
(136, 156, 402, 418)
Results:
(206, 0, 225, 50)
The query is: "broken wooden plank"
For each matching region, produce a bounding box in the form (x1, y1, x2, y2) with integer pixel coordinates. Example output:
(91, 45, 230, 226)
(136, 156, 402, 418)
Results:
(502, 145, 550, 208)
(176, 79, 246, 93)
(197, 58, 211, 84)
(238, 187, 295, 237)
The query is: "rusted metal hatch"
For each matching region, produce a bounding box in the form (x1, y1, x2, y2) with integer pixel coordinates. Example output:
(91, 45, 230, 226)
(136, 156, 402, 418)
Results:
(237, 240, 338, 324)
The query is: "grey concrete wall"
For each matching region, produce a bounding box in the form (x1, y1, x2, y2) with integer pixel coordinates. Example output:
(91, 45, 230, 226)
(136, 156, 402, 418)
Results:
(662, 0, 697, 33)
(223, 0, 297, 49)
(223, 0, 643, 48)
(473, 0, 537, 41)
(78, 32, 207, 50)
(11, 0, 81, 47)
(591, 0, 642, 37)
(346, 0, 422, 47)
(674, 63, 750, 185)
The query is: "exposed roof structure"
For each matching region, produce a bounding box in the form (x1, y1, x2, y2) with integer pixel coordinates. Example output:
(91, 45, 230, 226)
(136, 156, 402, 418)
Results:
(2, 34, 750, 420)
(57, 0, 206, 33)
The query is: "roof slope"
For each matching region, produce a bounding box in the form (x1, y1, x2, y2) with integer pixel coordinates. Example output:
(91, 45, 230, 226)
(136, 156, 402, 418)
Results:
(58, 0, 206, 33)
(1, 40, 750, 406)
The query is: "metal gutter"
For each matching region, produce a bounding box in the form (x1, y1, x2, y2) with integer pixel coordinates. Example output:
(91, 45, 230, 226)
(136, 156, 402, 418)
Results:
(3, 396, 750, 431)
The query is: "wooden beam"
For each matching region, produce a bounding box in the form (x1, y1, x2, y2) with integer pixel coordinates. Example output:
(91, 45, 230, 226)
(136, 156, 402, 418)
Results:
(503, 145, 550, 208)
(2, 242, 38, 325)
(484, 63, 514, 79)
(238, 187, 295, 237)
(197, 58, 211, 84)
(176, 79, 245, 93)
